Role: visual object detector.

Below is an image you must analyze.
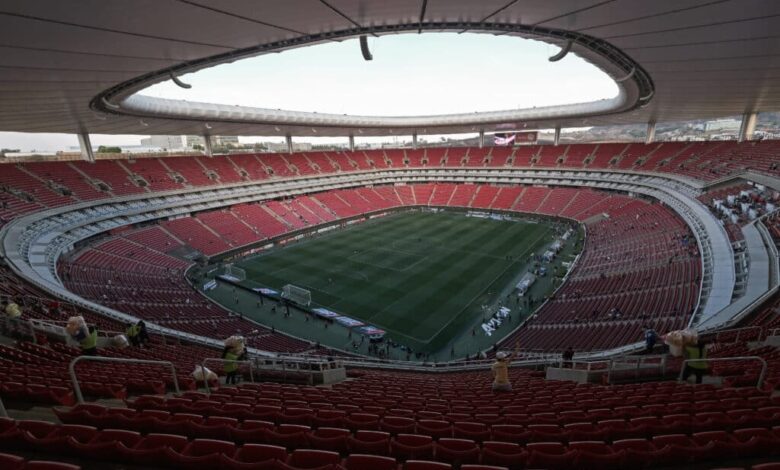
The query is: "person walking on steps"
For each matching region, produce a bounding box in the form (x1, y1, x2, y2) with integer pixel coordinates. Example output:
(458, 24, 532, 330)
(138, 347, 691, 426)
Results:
(683, 339, 708, 384)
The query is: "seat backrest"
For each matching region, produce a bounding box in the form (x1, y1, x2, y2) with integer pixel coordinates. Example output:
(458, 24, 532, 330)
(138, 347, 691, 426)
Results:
(611, 439, 654, 452)
(289, 449, 341, 467)
(396, 434, 433, 446)
(0, 453, 24, 470)
(344, 454, 397, 470)
(526, 442, 566, 454)
(652, 434, 692, 447)
(355, 430, 389, 441)
(95, 429, 142, 446)
(238, 419, 275, 431)
(454, 422, 487, 432)
(437, 438, 477, 450)
(57, 425, 98, 443)
(18, 420, 57, 439)
(186, 438, 236, 457)
(314, 427, 350, 438)
(137, 433, 188, 451)
(404, 460, 452, 470)
(234, 443, 287, 462)
(205, 416, 239, 427)
(568, 441, 610, 454)
(482, 441, 522, 453)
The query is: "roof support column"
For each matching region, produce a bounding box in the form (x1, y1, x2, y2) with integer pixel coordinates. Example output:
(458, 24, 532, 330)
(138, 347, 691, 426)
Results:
(412, 131, 418, 150)
(348, 134, 355, 152)
(645, 121, 656, 144)
(553, 125, 561, 146)
(479, 130, 485, 148)
(203, 135, 213, 157)
(738, 112, 757, 142)
(77, 133, 95, 162)
(285, 133, 293, 154)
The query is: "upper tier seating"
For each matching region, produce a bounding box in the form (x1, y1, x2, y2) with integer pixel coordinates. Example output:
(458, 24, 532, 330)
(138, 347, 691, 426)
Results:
(0, 141, 776, 216)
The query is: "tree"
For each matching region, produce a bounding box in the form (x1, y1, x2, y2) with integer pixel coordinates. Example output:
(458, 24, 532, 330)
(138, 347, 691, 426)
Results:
(97, 146, 122, 153)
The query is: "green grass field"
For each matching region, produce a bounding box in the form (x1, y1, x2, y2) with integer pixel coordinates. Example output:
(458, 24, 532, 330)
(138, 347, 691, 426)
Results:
(234, 210, 555, 352)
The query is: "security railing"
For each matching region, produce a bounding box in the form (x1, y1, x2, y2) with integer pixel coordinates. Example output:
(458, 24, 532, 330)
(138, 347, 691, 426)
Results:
(68, 356, 180, 403)
(677, 356, 768, 389)
(606, 354, 668, 384)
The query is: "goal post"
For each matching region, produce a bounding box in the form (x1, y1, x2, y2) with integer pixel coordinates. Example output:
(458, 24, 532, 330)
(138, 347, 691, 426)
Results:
(221, 264, 246, 282)
(282, 284, 312, 307)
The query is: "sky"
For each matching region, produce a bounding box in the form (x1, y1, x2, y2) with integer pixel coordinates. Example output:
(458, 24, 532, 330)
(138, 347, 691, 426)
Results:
(0, 33, 618, 152)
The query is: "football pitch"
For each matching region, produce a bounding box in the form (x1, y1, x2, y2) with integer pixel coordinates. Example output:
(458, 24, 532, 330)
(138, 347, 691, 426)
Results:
(234, 210, 556, 352)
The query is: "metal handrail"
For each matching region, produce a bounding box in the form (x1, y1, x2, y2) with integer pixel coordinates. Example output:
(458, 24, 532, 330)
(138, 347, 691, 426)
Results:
(606, 354, 668, 384)
(714, 326, 764, 343)
(557, 359, 612, 371)
(201, 358, 255, 394)
(0, 396, 7, 418)
(677, 356, 768, 389)
(68, 356, 180, 403)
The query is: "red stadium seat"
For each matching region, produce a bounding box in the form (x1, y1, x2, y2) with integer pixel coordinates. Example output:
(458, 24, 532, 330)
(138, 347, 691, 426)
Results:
(453, 422, 491, 442)
(220, 443, 288, 470)
(165, 438, 236, 469)
(0, 452, 24, 470)
(569, 441, 624, 470)
(308, 427, 350, 454)
(230, 420, 275, 444)
(287, 449, 341, 469)
(417, 420, 452, 439)
(380, 416, 416, 435)
(434, 438, 480, 466)
(68, 429, 142, 460)
(347, 430, 391, 455)
(526, 442, 577, 470)
(391, 434, 434, 461)
(118, 433, 189, 466)
(480, 441, 527, 470)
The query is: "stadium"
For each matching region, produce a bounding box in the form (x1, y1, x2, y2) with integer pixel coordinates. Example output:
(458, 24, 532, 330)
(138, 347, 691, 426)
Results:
(0, 1, 779, 469)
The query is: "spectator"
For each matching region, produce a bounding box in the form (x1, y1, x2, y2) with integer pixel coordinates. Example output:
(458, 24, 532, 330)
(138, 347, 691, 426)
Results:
(222, 337, 246, 385)
(683, 339, 708, 384)
(491, 352, 513, 392)
(126, 322, 140, 347)
(644, 327, 658, 353)
(80, 325, 99, 356)
(562, 347, 574, 368)
(491, 342, 520, 392)
(137, 321, 149, 347)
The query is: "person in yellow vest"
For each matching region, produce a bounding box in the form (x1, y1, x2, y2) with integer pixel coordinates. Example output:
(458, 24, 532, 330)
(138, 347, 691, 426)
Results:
(683, 339, 708, 384)
(80, 325, 99, 356)
(222, 336, 247, 385)
(491, 341, 521, 392)
(126, 323, 140, 347)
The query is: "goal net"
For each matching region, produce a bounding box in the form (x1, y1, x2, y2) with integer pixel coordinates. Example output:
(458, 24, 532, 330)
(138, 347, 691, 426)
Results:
(220, 264, 246, 282)
(282, 284, 312, 306)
